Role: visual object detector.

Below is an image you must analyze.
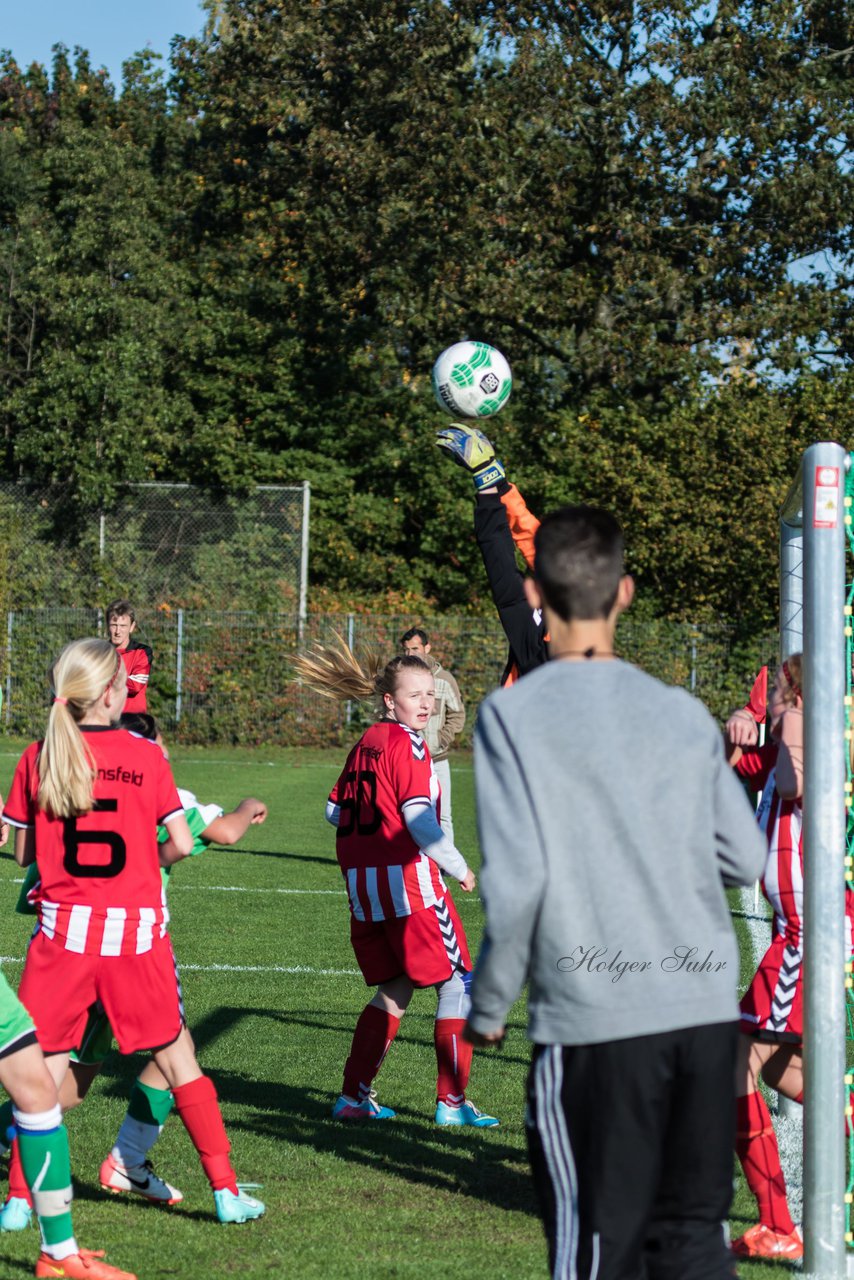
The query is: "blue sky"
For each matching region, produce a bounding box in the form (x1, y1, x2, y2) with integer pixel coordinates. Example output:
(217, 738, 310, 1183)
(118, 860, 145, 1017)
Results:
(2, 1, 207, 85)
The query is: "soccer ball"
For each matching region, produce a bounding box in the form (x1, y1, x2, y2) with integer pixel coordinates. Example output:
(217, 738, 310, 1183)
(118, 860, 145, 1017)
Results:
(431, 341, 512, 418)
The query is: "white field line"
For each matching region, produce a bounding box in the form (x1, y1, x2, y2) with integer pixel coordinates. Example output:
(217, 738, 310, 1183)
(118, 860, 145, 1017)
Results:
(3, 878, 342, 895)
(176, 885, 343, 895)
(739, 885, 803, 1226)
(0, 753, 475, 771)
(0, 955, 361, 977)
(3, 878, 478, 905)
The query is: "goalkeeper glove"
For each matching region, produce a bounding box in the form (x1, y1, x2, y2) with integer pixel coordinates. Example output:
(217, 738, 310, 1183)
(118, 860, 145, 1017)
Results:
(435, 424, 505, 491)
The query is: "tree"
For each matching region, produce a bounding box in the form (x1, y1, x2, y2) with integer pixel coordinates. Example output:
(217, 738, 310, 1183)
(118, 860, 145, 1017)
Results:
(1, 4, 852, 628)
(173, 0, 852, 621)
(0, 47, 192, 517)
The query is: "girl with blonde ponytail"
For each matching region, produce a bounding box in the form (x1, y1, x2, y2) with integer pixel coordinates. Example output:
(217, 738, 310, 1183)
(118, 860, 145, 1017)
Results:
(2, 637, 266, 1229)
(39, 639, 125, 818)
(294, 636, 498, 1128)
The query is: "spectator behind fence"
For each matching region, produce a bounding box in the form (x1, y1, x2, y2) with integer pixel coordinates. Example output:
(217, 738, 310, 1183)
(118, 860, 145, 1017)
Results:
(465, 504, 766, 1280)
(106, 600, 152, 711)
(399, 627, 465, 843)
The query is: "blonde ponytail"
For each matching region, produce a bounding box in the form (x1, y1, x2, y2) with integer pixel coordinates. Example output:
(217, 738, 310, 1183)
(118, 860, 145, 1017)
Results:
(291, 634, 384, 703)
(38, 639, 124, 818)
(292, 635, 430, 711)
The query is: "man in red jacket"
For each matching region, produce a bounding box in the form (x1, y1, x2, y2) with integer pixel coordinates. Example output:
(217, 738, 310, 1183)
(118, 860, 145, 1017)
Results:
(107, 600, 153, 711)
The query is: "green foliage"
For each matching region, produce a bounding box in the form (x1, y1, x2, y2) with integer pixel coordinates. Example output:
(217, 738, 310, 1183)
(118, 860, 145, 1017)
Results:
(1, 607, 776, 746)
(0, 4, 852, 631)
(0, 49, 193, 516)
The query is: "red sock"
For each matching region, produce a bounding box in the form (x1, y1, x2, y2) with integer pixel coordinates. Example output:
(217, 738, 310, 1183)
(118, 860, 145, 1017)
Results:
(172, 1076, 237, 1194)
(735, 1092, 795, 1234)
(7, 1138, 32, 1207)
(434, 1017, 473, 1106)
(342, 1004, 400, 1101)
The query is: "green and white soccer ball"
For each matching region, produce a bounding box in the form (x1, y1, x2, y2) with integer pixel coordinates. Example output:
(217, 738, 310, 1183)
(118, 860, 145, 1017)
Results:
(431, 341, 512, 418)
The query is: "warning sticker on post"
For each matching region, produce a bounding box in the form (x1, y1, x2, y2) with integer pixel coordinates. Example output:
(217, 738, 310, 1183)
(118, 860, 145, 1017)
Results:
(814, 465, 840, 529)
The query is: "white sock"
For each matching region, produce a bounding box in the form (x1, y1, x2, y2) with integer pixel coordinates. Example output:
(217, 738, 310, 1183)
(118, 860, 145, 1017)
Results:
(41, 1237, 77, 1261)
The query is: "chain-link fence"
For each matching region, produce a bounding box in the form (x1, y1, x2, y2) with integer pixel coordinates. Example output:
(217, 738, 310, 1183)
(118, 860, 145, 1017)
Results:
(1, 608, 776, 747)
(0, 482, 309, 615)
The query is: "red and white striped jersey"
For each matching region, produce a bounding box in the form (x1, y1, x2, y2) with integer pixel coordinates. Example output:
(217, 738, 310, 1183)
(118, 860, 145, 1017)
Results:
(3, 727, 183, 956)
(329, 720, 446, 921)
(756, 766, 803, 943)
(738, 743, 854, 944)
(737, 744, 802, 939)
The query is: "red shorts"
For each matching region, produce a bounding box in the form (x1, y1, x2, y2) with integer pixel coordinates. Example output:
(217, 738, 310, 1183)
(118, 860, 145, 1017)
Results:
(18, 930, 184, 1055)
(739, 934, 803, 1042)
(350, 893, 472, 988)
(740, 917, 854, 1043)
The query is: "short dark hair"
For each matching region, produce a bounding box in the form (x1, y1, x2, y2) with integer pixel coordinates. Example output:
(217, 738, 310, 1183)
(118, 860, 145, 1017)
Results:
(106, 599, 136, 623)
(399, 626, 429, 647)
(119, 711, 158, 740)
(533, 506, 625, 623)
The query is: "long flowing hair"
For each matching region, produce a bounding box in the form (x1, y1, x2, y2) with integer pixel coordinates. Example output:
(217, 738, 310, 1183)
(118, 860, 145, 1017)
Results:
(38, 639, 125, 818)
(291, 634, 430, 713)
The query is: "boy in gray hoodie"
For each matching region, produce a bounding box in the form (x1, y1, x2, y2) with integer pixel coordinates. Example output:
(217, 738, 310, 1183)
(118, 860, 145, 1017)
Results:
(466, 504, 765, 1280)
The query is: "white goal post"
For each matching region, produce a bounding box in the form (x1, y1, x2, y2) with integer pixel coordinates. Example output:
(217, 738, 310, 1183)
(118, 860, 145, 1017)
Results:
(782, 441, 849, 1278)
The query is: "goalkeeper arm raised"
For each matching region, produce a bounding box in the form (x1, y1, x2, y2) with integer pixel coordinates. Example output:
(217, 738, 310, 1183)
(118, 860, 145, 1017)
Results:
(435, 424, 505, 491)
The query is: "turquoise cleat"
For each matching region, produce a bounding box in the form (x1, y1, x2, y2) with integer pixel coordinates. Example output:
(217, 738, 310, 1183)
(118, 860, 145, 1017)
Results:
(214, 1186, 265, 1224)
(0, 1195, 33, 1231)
(435, 1100, 499, 1128)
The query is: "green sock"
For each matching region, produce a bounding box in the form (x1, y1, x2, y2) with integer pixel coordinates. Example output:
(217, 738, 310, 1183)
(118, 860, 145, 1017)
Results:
(15, 1110, 76, 1252)
(128, 1080, 174, 1128)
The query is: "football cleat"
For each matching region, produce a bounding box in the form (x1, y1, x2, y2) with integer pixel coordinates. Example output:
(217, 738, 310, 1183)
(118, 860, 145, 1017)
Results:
(34, 1249, 137, 1280)
(731, 1222, 803, 1259)
(332, 1093, 395, 1121)
(435, 1099, 499, 1128)
(99, 1154, 183, 1205)
(214, 1185, 265, 1224)
(0, 1194, 33, 1231)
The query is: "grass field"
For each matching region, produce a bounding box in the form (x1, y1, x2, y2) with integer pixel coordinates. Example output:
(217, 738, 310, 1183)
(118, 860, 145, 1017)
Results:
(0, 742, 799, 1279)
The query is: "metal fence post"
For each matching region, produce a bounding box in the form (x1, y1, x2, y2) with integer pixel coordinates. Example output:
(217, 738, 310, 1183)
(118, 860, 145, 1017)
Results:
(176, 609, 184, 725)
(299, 481, 311, 643)
(802, 441, 848, 1278)
(5, 611, 12, 726)
(346, 612, 355, 726)
(98, 511, 105, 597)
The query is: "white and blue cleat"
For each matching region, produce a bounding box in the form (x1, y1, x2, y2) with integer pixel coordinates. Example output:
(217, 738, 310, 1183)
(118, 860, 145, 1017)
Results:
(214, 1185, 265, 1224)
(435, 1100, 499, 1128)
